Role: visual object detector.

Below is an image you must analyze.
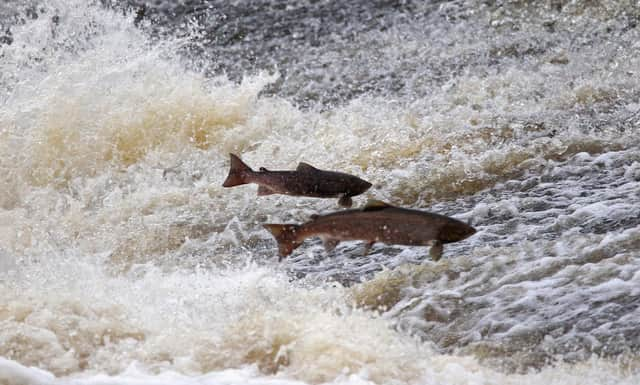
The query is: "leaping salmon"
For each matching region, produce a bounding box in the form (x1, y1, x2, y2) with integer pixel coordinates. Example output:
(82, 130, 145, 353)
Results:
(263, 200, 476, 261)
(222, 153, 372, 207)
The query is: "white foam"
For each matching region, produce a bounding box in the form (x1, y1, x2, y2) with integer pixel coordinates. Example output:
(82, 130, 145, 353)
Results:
(1, 1, 640, 384)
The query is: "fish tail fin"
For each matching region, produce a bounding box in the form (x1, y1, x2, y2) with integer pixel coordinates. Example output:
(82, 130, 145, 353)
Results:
(263, 224, 303, 259)
(222, 153, 253, 187)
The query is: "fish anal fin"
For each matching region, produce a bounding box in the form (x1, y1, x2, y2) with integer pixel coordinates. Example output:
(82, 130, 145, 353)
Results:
(321, 237, 339, 252)
(363, 241, 375, 256)
(362, 199, 392, 211)
(296, 162, 318, 172)
(257, 185, 277, 196)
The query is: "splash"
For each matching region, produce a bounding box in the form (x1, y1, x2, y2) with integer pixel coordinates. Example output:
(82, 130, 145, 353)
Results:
(2, 0, 640, 384)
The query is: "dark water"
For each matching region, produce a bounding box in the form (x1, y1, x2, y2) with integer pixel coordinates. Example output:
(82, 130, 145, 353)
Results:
(1, 1, 639, 384)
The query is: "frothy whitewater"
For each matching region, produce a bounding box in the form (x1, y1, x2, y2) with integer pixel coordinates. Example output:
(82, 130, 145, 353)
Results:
(1, 1, 639, 384)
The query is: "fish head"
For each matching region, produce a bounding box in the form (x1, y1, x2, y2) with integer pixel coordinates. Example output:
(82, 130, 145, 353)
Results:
(351, 177, 373, 195)
(438, 221, 476, 243)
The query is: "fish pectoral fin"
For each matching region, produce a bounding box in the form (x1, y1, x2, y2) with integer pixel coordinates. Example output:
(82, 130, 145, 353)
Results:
(321, 237, 340, 252)
(257, 185, 277, 196)
(296, 162, 318, 172)
(362, 199, 393, 211)
(428, 240, 443, 261)
(363, 241, 375, 256)
(338, 195, 353, 207)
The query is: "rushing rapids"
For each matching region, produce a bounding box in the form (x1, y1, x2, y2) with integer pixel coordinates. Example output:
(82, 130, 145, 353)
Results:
(1, 1, 639, 384)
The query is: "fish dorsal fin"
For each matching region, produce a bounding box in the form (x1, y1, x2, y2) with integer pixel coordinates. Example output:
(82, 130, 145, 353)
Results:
(296, 162, 318, 172)
(362, 199, 392, 211)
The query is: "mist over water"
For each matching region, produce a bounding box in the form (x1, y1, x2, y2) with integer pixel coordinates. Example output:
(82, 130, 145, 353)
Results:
(1, 0, 639, 384)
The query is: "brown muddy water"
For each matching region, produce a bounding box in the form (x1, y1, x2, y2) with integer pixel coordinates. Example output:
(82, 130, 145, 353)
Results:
(1, 1, 639, 384)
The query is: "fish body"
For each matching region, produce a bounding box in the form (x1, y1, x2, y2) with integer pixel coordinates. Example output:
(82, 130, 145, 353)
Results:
(222, 153, 372, 207)
(263, 201, 476, 260)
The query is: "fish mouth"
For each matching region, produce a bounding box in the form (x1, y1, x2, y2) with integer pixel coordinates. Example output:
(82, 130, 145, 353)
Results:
(440, 223, 477, 242)
(358, 180, 373, 193)
(465, 226, 477, 239)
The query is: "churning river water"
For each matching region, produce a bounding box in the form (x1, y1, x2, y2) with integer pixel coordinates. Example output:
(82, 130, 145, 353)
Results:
(1, 0, 639, 384)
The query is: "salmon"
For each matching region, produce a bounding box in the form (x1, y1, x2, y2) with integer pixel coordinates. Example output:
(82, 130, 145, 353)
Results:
(263, 200, 476, 261)
(222, 153, 372, 207)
